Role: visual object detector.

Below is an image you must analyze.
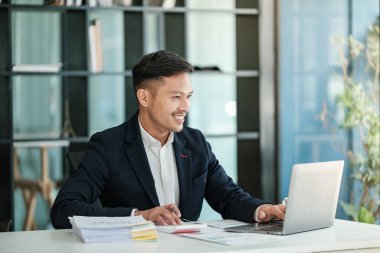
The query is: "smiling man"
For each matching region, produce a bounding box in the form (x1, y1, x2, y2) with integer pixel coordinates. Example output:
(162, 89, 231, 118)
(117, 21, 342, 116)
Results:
(50, 50, 285, 229)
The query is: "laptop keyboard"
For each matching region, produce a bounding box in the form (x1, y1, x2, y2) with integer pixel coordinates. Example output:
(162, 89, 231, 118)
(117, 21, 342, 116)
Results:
(224, 221, 284, 233)
(255, 223, 284, 232)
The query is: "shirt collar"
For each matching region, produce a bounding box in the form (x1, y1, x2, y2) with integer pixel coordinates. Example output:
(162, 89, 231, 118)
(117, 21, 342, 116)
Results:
(138, 117, 174, 147)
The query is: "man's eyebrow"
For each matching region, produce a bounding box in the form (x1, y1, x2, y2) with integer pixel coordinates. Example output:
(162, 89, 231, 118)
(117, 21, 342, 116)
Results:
(168, 90, 194, 95)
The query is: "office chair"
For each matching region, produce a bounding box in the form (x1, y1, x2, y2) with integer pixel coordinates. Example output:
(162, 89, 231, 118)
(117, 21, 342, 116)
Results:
(65, 151, 102, 208)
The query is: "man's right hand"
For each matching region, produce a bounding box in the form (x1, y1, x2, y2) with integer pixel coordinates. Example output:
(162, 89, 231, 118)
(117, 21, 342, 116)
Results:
(135, 203, 182, 225)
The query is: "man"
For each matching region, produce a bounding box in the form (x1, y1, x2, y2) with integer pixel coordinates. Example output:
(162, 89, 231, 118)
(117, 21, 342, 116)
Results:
(50, 50, 285, 229)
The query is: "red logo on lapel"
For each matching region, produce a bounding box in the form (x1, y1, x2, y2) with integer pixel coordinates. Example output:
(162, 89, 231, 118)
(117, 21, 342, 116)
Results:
(180, 153, 188, 158)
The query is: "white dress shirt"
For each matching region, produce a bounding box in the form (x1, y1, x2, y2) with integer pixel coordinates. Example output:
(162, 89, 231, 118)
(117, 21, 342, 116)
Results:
(136, 119, 263, 222)
(138, 120, 180, 207)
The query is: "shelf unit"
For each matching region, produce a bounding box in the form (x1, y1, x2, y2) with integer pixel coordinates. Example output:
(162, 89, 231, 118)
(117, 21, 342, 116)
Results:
(0, 0, 277, 230)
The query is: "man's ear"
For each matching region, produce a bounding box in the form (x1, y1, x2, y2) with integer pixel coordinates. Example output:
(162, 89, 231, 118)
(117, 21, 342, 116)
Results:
(136, 89, 151, 107)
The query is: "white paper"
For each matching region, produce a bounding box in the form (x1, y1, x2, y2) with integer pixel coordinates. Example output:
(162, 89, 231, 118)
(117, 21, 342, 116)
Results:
(68, 216, 156, 243)
(180, 226, 285, 246)
(156, 223, 207, 234)
(71, 215, 148, 229)
(204, 219, 249, 229)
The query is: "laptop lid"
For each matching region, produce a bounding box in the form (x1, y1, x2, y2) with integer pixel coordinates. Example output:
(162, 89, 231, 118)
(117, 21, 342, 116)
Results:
(225, 160, 344, 235)
(282, 160, 344, 235)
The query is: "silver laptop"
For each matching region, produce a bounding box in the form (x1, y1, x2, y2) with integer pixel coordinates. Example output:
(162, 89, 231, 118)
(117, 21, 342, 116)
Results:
(225, 160, 344, 235)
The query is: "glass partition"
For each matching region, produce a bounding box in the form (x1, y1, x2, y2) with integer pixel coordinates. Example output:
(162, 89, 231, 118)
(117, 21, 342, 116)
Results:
(187, 12, 236, 73)
(145, 12, 162, 53)
(13, 76, 62, 139)
(206, 137, 237, 181)
(88, 75, 125, 135)
(199, 136, 237, 221)
(188, 73, 236, 135)
(278, 0, 379, 220)
(12, 11, 61, 65)
(11, 10, 63, 231)
(187, 6, 238, 221)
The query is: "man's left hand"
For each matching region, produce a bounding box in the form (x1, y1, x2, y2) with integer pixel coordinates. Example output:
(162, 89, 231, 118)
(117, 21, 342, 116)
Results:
(256, 204, 286, 223)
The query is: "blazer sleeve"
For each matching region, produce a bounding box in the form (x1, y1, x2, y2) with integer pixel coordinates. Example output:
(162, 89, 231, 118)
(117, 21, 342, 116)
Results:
(50, 132, 134, 229)
(201, 133, 269, 223)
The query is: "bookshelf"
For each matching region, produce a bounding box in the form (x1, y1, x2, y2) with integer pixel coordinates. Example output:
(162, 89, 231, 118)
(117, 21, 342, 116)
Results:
(0, 0, 277, 230)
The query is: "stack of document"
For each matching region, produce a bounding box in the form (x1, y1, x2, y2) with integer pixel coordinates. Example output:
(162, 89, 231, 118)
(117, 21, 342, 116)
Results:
(69, 216, 157, 243)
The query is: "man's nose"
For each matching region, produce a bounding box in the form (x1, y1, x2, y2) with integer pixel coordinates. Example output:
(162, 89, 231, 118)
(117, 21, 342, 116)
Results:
(179, 97, 190, 112)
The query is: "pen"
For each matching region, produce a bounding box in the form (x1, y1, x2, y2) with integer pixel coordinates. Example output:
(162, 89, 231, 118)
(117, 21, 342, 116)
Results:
(180, 217, 193, 222)
(180, 217, 202, 224)
(169, 207, 191, 224)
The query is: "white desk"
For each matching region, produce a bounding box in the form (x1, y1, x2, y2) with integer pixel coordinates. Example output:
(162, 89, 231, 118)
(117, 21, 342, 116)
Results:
(0, 220, 379, 253)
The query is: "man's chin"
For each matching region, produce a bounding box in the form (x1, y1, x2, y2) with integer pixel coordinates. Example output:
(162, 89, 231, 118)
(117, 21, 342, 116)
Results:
(171, 125, 184, 133)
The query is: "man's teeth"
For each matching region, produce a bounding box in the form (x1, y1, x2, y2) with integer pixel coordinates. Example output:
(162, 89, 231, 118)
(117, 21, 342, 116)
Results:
(173, 115, 186, 120)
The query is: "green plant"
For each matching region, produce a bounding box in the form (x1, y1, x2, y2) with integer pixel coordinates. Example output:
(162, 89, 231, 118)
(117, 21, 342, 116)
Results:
(320, 20, 380, 224)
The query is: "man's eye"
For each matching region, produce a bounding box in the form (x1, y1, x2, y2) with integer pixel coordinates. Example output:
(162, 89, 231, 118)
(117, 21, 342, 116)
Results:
(172, 96, 180, 100)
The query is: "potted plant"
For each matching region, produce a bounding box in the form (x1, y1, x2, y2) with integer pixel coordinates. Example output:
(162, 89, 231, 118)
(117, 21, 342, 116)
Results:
(320, 19, 379, 224)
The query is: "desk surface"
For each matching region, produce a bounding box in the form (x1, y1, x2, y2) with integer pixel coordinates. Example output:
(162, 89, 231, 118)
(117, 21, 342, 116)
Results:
(1, 219, 379, 253)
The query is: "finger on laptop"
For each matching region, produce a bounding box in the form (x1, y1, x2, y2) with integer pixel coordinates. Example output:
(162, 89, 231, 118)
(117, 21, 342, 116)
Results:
(257, 204, 274, 222)
(275, 204, 286, 220)
(257, 204, 286, 222)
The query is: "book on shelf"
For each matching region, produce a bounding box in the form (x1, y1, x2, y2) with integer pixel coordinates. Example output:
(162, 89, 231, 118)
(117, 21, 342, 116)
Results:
(66, 0, 74, 5)
(148, 0, 176, 8)
(12, 63, 62, 73)
(162, 0, 176, 8)
(97, 0, 113, 6)
(88, 0, 97, 6)
(69, 215, 158, 243)
(88, 19, 104, 73)
(44, 0, 65, 5)
(50, 0, 83, 6)
(113, 0, 133, 6)
(44, 0, 82, 6)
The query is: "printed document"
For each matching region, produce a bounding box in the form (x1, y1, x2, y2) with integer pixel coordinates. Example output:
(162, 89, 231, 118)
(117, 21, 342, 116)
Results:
(69, 216, 157, 243)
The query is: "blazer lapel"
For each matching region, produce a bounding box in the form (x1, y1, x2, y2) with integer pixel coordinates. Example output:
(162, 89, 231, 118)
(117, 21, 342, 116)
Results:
(173, 133, 192, 217)
(124, 113, 160, 207)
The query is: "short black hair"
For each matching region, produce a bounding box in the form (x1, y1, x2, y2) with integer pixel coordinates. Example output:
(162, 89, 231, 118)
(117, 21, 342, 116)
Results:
(132, 50, 194, 93)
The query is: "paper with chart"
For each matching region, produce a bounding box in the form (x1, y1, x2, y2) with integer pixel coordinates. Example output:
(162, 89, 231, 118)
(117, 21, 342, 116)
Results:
(179, 220, 285, 246)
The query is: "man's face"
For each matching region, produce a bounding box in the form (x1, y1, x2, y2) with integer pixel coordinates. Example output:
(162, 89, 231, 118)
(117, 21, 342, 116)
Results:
(142, 72, 193, 137)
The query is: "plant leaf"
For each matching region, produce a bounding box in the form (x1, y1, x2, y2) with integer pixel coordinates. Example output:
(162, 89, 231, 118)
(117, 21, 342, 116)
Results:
(358, 207, 376, 224)
(340, 201, 359, 221)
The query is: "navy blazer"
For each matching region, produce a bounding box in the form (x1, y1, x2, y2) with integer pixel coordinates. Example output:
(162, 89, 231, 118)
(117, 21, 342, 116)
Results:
(50, 112, 266, 229)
